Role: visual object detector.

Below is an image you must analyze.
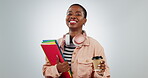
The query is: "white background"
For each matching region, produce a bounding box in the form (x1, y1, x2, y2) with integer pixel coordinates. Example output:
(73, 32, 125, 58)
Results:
(0, 0, 148, 78)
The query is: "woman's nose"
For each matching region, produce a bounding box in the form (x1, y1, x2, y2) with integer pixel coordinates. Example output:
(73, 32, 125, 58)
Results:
(70, 15, 76, 19)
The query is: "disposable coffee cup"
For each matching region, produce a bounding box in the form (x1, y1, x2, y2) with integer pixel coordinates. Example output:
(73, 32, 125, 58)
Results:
(92, 56, 103, 71)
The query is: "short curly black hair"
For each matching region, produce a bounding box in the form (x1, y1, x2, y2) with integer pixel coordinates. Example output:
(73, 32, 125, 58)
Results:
(69, 4, 87, 18)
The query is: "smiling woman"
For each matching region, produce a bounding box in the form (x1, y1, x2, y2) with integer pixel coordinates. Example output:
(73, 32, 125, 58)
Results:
(66, 4, 87, 32)
(42, 4, 110, 78)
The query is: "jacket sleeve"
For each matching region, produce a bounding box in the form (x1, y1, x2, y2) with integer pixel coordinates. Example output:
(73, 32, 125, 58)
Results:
(93, 41, 110, 78)
(42, 57, 61, 78)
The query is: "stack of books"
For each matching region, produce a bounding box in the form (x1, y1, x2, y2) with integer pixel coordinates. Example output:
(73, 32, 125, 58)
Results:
(41, 40, 72, 78)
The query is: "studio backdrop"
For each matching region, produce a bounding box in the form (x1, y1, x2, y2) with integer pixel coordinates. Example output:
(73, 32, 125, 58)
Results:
(0, 0, 148, 78)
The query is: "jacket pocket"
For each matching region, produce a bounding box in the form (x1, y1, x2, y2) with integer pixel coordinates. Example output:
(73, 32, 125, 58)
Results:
(77, 59, 93, 78)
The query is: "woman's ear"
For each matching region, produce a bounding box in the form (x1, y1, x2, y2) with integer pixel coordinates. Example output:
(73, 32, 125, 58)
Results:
(83, 18, 87, 25)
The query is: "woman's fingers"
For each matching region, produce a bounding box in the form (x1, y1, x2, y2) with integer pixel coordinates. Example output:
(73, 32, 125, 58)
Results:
(62, 66, 70, 72)
(57, 61, 70, 73)
(100, 65, 106, 69)
(97, 60, 106, 73)
(100, 60, 105, 64)
(56, 55, 59, 64)
(62, 62, 70, 68)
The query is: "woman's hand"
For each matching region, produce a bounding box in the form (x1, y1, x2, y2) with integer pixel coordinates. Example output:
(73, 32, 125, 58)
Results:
(98, 60, 106, 73)
(56, 61, 70, 73)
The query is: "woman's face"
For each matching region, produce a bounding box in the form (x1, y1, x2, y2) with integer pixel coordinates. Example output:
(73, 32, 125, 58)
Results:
(66, 5, 87, 30)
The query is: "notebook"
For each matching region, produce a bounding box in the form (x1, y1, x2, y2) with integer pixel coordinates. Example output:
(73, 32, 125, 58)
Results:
(41, 40, 72, 78)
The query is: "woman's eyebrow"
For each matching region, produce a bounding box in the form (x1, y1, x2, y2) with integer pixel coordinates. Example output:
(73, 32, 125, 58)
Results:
(68, 11, 81, 13)
(76, 11, 81, 13)
(67, 11, 72, 13)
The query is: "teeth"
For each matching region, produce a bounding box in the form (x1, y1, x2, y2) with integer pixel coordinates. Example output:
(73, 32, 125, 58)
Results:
(70, 21, 76, 23)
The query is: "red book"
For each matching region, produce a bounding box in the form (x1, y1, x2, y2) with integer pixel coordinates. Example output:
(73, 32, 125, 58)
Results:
(41, 40, 72, 78)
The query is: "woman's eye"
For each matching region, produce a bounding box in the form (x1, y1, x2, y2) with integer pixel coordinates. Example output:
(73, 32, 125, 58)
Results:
(76, 14, 81, 16)
(67, 13, 72, 16)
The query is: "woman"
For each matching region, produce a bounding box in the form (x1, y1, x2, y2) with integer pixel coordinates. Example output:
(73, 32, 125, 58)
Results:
(43, 4, 110, 78)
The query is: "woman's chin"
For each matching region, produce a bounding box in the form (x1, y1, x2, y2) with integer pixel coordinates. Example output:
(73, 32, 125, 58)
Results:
(68, 25, 77, 28)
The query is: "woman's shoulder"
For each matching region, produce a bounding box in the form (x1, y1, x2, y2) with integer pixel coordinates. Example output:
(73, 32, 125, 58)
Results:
(57, 37, 63, 43)
(87, 36, 99, 43)
(58, 37, 63, 41)
(87, 36, 103, 47)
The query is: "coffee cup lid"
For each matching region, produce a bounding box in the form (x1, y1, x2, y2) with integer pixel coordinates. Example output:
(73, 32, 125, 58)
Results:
(92, 56, 103, 60)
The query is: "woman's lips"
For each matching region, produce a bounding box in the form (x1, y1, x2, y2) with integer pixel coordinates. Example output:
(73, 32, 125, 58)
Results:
(69, 21, 77, 24)
(69, 19, 78, 25)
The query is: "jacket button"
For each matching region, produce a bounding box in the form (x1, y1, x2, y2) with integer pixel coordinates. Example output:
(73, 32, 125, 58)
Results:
(86, 60, 89, 62)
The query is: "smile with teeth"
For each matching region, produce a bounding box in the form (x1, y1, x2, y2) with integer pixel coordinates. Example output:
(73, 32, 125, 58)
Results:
(69, 20, 77, 24)
(70, 21, 76, 23)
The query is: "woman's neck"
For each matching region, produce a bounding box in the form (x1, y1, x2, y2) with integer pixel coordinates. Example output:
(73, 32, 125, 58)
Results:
(69, 29, 82, 38)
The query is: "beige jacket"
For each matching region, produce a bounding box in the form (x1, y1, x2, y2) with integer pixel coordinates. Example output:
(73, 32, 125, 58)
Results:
(43, 36, 110, 78)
